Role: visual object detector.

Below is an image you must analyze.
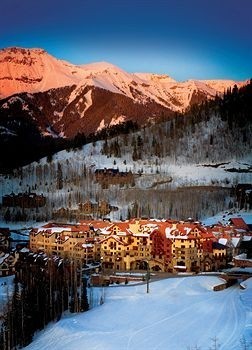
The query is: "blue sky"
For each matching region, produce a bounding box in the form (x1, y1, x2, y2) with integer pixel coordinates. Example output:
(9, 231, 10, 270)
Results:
(1, 0, 252, 81)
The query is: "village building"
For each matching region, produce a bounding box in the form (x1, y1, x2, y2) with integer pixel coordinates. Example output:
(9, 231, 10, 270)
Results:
(164, 221, 227, 272)
(98, 220, 155, 271)
(151, 223, 173, 271)
(94, 168, 135, 188)
(0, 227, 10, 252)
(2, 192, 46, 208)
(28, 217, 251, 273)
(0, 252, 18, 276)
(29, 222, 101, 264)
(207, 217, 252, 265)
(78, 200, 112, 216)
(211, 242, 227, 270)
(233, 253, 252, 268)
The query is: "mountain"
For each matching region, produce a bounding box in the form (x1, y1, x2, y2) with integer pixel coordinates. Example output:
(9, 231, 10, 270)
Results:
(0, 47, 243, 138)
(0, 80, 251, 221)
(0, 47, 86, 99)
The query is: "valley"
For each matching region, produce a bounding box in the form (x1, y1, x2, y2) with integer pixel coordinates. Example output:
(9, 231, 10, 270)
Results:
(1, 1, 252, 349)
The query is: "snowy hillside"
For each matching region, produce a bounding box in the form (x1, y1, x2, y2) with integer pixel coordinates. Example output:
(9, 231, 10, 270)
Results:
(24, 276, 252, 350)
(0, 132, 251, 223)
(0, 78, 251, 222)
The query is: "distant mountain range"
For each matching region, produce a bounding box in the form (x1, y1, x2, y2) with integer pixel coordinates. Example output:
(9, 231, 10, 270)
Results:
(0, 47, 244, 138)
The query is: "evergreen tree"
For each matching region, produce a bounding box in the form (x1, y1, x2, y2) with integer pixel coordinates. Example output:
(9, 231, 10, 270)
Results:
(80, 277, 89, 312)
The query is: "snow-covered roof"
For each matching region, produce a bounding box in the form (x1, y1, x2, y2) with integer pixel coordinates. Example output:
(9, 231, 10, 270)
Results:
(231, 237, 241, 248)
(0, 253, 9, 265)
(133, 233, 150, 237)
(219, 238, 228, 246)
(243, 235, 252, 242)
(20, 247, 30, 253)
(233, 253, 249, 260)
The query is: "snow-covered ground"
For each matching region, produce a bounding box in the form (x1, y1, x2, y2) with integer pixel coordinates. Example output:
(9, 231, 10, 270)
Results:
(1, 140, 251, 196)
(0, 138, 250, 221)
(24, 276, 252, 350)
(43, 143, 252, 188)
(202, 210, 252, 226)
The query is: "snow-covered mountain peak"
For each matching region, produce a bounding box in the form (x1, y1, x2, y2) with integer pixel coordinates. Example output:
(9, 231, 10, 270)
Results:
(0, 47, 247, 138)
(79, 62, 141, 89)
(81, 61, 125, 73)
(0, 47, 85, 99)
(134, 72, 177, 84)
(0, 46, 243, 112)
(201, 79, 242, 93)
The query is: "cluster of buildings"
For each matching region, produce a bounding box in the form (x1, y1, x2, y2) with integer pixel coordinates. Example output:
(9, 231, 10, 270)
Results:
(2, 192, 46, 208)
(95, 168, 135, 188)
(78, 200, 117, 216)
(29, 217, 252, 273)
(52, 200, 119, 221)
(0, 228, 19, 276)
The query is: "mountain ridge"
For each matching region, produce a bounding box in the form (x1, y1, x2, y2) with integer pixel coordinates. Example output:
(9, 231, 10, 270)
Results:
(0, 47, 249, 171)
(0, 47, 245, 140)
(0, 47, 243, 111)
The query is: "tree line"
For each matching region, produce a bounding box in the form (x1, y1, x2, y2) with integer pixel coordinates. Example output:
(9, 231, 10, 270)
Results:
(101, 79, 252, 164)
(0, 253, 89, 349)
(0, 96, 139, 174)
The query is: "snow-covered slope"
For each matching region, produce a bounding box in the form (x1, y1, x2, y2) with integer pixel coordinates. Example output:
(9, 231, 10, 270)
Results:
(1, 131, 251, 222)
(24, 276, 252, 350)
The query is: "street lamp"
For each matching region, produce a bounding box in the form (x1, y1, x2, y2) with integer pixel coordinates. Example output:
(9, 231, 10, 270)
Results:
(146, 260, 150, 293)
(113, 255, 120, 274)
(139, 259, 150, 293)
(100, 256, 104, 274)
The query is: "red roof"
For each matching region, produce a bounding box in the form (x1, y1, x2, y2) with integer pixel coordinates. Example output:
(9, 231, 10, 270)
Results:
(106, 222, 130, 233)
(230, 218, 249, 231)
(77, 224, 92, 232)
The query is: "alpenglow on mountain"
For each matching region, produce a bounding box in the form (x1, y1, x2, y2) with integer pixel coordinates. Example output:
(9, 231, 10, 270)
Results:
(0, 47, 243, 138)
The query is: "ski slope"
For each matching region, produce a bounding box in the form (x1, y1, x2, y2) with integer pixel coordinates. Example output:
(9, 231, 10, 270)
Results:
(24, 276, 252, 350)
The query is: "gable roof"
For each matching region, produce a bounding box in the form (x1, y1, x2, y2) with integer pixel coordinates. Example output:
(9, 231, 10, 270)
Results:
(99, 235, 128, 246)
(164, 222, 208, 239)
(229, 218, 249, 231)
